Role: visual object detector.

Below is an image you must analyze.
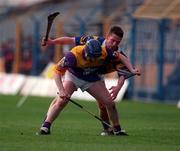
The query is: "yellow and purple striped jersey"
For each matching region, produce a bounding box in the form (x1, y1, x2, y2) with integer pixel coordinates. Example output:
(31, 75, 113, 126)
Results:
(75, 36, 132, 78)
(54, 36, 133, 79)
(54, 45, 114, 82)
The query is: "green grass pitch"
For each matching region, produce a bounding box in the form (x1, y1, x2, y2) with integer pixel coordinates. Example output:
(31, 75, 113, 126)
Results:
(0, 94, 180, 151)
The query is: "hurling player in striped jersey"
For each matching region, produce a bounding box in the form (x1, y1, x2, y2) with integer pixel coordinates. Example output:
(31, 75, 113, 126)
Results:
(41, 26, 140, 136)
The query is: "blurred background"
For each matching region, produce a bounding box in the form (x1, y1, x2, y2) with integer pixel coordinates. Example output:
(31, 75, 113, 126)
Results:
(0, 0, 180, 103)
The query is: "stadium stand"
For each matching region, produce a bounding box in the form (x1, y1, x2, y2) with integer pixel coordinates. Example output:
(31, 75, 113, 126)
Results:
(132, 0, 180, 101)
(3, 0, 180, 101)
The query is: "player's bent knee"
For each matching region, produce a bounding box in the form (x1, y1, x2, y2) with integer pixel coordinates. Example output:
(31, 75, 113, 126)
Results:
(55, 98, 68, 108)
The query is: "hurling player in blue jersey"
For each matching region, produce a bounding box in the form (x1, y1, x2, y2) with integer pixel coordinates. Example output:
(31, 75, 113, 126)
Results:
(40, 26, 140, 136)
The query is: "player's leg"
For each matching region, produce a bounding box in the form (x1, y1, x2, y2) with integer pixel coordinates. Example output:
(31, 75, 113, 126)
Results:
(87, 81, 119, 126)
(37, 80, 77, 135)
(96, 101, 113, 135)
(87, 81, 127, 136)
(97, 101, 110, 126)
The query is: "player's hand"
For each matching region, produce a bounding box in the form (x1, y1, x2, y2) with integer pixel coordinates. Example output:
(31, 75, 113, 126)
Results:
(109, 86, 120, 100)
(41, 37, 47, 46)
(112, 51, 120, 59)
(131, 68, 141, 76)
(57, 91, 69, 100)
(41, 37, 53, 46)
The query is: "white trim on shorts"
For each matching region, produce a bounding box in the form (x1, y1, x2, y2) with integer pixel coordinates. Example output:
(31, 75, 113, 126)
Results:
(64, 70, 103, 91)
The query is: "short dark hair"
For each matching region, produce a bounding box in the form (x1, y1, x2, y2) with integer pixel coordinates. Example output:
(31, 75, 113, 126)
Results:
(109, 26, 124, 38)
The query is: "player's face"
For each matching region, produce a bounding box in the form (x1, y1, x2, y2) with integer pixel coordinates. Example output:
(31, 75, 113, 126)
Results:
(106, 33, 122, 51)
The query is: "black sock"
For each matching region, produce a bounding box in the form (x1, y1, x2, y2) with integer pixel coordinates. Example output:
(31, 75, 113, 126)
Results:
(102, 122, 111, 130)
(42, 122, 51, 129)
(113, 125, 121, 132)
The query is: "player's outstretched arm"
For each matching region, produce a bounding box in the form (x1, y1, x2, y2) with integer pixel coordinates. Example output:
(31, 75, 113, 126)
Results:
(114, 52, 141, 76)
(41, 37, 76, 46)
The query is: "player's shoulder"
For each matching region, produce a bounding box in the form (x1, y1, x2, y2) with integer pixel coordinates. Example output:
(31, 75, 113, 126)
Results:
(71, 45, 84, 50)
(71, 45, 85, 56)
(75, 35, 105, 45)
(90, 36, 105, 45)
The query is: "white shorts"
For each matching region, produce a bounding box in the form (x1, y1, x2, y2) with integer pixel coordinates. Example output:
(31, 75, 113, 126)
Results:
(64, 71, 102, 91)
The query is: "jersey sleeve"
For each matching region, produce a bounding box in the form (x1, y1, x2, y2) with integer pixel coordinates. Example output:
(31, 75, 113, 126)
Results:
(96, 37, 105, 45)
(105, 48, 116, 61)
(75, 36, 105, 46)
(75, 36, 82, 45)
(75, 36, 92, 45)
(54, 52, 76, 75)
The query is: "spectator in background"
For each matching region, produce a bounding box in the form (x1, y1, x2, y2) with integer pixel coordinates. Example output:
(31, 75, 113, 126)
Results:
(20, 48, 32, 75)
(0, 47, 5, 72)
(0, 40, 14, 73)
(19, 36, 33, 75)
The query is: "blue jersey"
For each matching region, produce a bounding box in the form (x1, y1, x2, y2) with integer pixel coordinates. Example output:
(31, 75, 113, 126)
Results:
(75, 36, 105, 46)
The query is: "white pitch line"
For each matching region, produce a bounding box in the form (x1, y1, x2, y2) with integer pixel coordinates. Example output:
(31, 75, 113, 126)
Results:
(16, 94, 29, 108)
